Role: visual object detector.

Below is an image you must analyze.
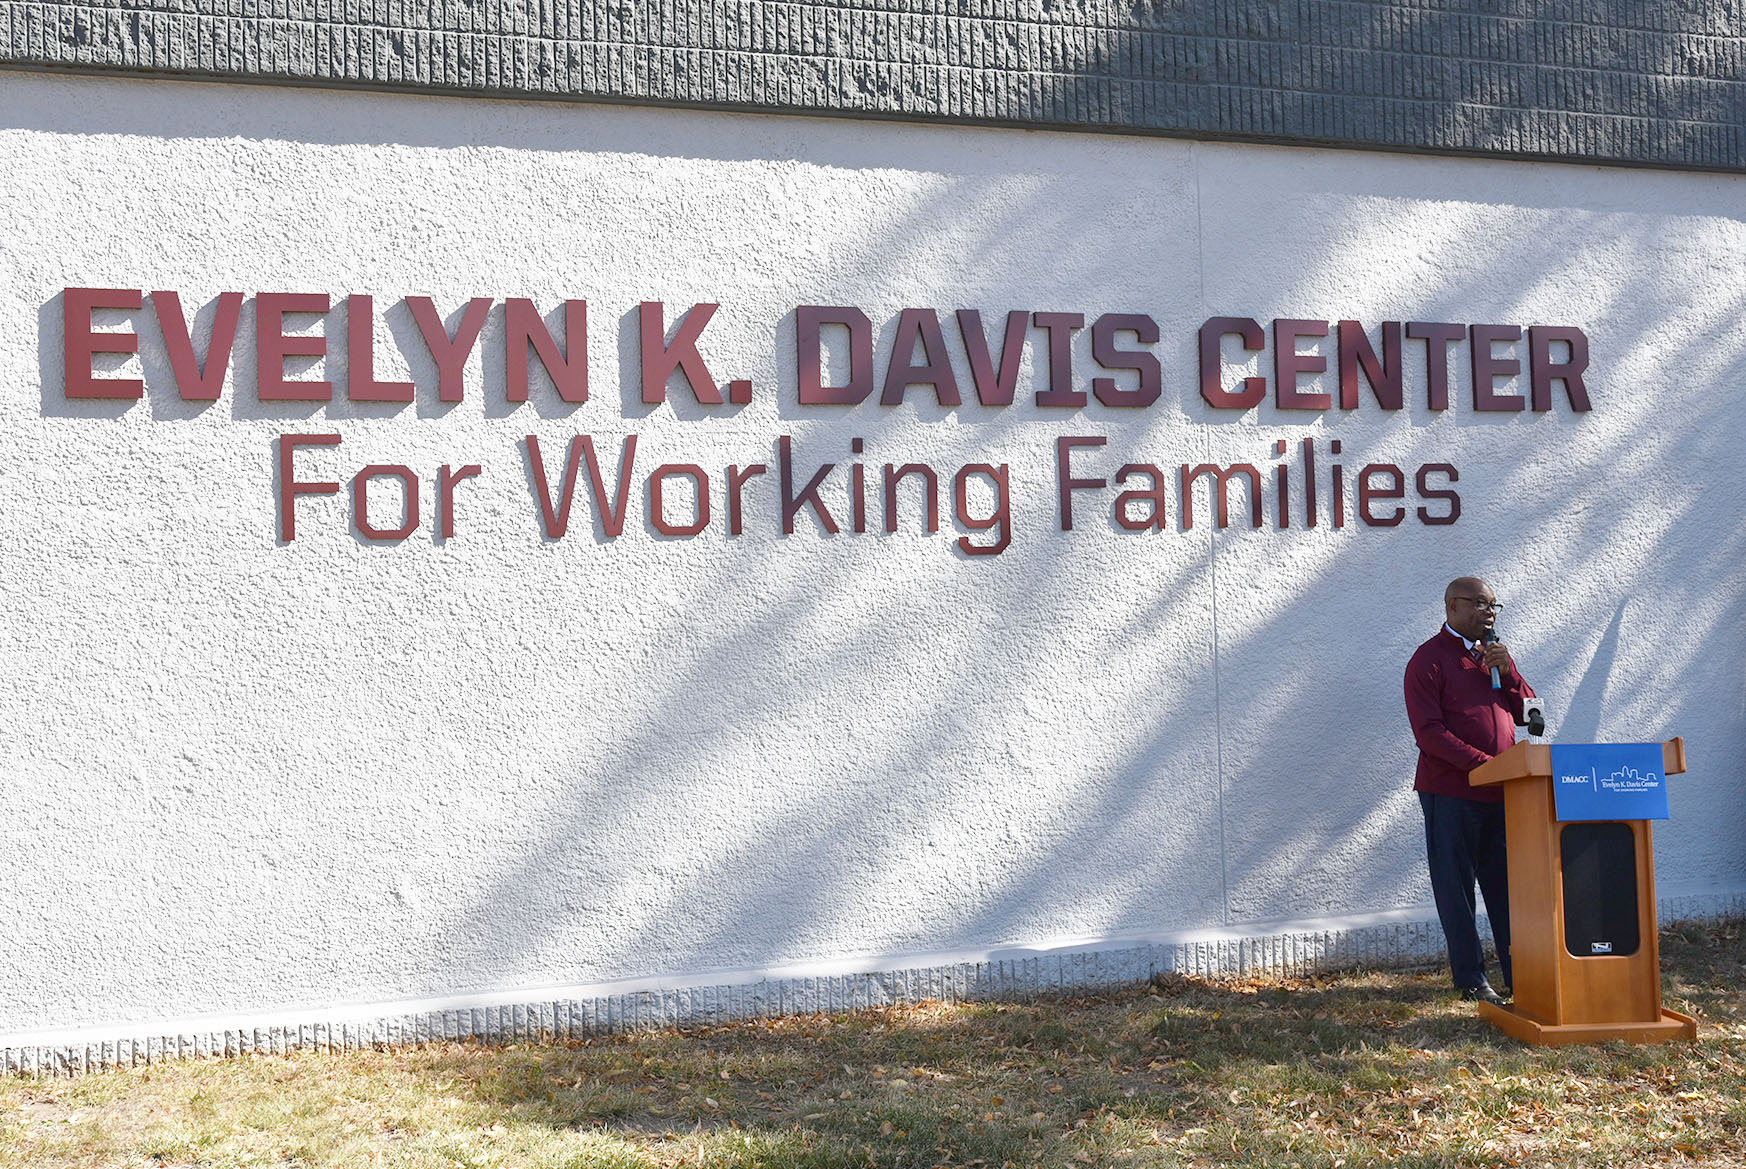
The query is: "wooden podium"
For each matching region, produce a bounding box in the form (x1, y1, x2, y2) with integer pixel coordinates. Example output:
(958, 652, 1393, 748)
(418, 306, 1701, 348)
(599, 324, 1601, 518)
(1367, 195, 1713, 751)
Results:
(1467, 738, 1696, 1045)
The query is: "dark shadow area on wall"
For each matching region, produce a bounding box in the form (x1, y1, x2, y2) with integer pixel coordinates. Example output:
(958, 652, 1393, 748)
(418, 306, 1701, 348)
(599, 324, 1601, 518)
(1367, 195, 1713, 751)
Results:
(1558, 600, 1628, 744)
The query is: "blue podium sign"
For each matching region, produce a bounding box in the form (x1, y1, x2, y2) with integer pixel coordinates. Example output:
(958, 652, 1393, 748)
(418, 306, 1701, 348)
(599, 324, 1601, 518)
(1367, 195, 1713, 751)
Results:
(1550, 743, 1670, 821)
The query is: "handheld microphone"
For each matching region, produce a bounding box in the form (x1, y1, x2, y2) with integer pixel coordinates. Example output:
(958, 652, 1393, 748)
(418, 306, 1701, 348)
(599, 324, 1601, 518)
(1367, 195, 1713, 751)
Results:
(1481, 626, 1502, 690)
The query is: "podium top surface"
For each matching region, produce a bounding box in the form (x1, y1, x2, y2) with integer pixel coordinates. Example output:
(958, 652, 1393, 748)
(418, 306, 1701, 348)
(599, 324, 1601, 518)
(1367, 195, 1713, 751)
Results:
(1469, 737, 1685, 787)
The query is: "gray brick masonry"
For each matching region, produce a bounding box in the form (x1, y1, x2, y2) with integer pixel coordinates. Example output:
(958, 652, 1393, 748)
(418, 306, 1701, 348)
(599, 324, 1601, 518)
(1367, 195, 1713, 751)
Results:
(3, 2, 1745, 172)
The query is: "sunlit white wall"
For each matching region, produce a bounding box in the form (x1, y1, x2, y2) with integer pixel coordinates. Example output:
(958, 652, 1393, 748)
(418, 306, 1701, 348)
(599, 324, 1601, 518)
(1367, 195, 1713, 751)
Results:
(2, 72, 1741, 1035)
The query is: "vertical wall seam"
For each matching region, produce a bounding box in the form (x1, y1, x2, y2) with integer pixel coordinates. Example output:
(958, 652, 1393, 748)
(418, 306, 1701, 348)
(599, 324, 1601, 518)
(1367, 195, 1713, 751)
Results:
(1192, 142, 1231, 929)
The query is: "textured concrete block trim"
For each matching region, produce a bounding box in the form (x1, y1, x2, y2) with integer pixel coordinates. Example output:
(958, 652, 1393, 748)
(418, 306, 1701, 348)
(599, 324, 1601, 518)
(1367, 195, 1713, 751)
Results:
(6, 891, 1742, 1078)
(4, 2, 1746, 172)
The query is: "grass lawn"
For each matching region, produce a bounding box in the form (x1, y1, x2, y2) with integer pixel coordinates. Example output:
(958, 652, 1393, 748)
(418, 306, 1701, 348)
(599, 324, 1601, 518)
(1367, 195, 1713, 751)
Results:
(2, 920, 1743, 1168)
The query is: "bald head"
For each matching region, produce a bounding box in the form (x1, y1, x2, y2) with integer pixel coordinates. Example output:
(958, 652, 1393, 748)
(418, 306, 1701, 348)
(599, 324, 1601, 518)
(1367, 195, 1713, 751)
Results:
(1445, 577, 1484, 605)
(1443, 576, 1498, 640)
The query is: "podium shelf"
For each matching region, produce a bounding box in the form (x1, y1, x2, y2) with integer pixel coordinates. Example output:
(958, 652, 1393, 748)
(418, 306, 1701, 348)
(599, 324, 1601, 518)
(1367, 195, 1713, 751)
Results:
(1477, 1003, 1697, 1047)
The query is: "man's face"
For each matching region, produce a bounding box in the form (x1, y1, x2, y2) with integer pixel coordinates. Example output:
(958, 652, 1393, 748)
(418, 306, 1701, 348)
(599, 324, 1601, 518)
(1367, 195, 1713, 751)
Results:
(1446, 580, 1499, 641)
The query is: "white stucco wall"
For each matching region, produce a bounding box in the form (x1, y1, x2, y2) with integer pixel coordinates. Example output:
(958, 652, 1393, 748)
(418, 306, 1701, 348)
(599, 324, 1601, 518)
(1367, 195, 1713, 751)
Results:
(2, 71, 1742, 1040)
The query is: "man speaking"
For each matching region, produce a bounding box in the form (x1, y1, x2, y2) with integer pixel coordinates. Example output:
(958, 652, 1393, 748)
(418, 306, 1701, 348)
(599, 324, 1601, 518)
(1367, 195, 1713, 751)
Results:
(1404, 576, 1536, 1006)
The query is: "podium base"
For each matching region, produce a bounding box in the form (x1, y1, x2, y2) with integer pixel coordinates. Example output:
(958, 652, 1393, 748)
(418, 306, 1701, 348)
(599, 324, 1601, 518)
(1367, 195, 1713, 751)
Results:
(1477, 1003, 1698, 1046)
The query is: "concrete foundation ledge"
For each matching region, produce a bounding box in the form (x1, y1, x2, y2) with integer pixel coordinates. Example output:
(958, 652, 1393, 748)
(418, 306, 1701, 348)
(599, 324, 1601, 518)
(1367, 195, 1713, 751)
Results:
(7, 890, 1742, 1077)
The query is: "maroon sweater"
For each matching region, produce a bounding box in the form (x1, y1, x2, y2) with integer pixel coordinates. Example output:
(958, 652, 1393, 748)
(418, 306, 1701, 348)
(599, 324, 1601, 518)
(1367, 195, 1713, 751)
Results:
(1404, 626, 1535, 802)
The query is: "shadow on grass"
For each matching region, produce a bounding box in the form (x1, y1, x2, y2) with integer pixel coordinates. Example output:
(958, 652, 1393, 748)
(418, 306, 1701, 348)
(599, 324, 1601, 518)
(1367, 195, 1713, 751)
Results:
(7, 924, 1739, 1169)
(392, 983, 1405, 1165)
(404, 922, 1745, 1168)
(1660, 918, 1746, 1017)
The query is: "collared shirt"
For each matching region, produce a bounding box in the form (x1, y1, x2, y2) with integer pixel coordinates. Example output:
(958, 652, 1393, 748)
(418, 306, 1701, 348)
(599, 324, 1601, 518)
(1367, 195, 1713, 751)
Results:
(1403, 626, 1536, 802)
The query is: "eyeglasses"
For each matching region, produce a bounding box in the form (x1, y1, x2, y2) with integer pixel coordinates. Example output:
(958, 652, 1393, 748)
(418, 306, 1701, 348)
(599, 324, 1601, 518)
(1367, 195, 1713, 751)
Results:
(1452, 596, 1505, 613)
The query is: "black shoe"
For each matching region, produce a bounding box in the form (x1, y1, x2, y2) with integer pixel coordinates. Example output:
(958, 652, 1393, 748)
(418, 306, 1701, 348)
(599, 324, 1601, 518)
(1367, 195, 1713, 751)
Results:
(1460, 983, 1507, 1006)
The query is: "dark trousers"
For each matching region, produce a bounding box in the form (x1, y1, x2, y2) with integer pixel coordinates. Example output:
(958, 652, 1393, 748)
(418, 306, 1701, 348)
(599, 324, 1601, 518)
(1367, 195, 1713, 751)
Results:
(1419, 791, 1512, 990)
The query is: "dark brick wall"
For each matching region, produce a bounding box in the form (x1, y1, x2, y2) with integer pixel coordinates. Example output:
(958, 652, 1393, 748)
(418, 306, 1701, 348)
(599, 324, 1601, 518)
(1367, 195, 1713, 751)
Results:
(4, 1, 1745, 172)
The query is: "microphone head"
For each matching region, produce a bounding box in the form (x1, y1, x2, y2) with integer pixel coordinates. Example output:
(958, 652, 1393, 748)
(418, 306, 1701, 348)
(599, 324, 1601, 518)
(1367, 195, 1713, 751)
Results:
(1481, 625, 1499, 645)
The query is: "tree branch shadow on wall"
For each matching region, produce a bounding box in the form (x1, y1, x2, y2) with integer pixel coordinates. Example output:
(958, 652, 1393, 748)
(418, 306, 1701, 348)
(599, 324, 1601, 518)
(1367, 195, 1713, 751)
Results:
(1557, 600, 1627, 744)
(422, 134, 1746, 1003)
(290, 8, 1746, 992)
(11, 33, 1746, 1030)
